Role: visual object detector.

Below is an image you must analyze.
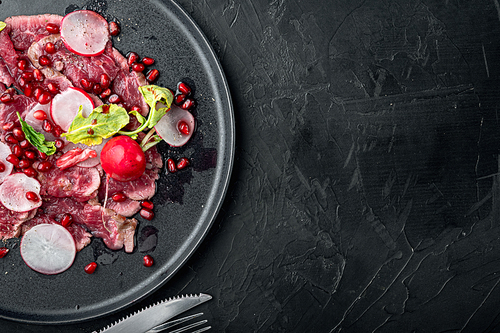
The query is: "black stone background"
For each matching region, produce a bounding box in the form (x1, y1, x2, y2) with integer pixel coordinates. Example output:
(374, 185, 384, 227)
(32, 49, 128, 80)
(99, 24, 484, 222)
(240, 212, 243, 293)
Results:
(5, 0, 500, 332)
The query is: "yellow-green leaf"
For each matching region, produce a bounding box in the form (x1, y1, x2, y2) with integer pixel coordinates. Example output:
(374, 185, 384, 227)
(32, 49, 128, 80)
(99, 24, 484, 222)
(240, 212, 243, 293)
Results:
(0, 22, 6, 33)
(62, 104, 129, 146)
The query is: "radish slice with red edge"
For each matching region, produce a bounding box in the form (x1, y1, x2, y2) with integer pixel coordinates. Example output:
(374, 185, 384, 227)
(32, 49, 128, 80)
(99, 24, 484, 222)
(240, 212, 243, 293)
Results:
(0, 142, 13, 184)
(60, 10, 109, 57)
(0, 173, 42, 212)
(21, 224, 76, 275)
(51, 87, 94, 132)
(154, 103, 195, 147)
(62, 138, 109, 168)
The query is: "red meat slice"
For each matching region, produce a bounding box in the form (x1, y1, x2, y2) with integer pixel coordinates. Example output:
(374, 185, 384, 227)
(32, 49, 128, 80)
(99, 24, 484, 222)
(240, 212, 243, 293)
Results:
(4, 14, 63, 51)
(0, 95, 35, 130)
(0, 202, 37, 240)
(0, 27, 19, 87)
(81, 201, 137, 253)
(37, 165, 101, 202)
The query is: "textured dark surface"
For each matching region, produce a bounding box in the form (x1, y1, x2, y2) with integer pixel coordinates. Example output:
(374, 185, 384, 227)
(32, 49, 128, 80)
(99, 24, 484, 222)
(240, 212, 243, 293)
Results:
(3, 0, 500, 332)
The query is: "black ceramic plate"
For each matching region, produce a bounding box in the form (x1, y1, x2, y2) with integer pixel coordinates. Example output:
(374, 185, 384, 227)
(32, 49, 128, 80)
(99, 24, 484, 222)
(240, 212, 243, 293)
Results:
(0, 0, 234, 324)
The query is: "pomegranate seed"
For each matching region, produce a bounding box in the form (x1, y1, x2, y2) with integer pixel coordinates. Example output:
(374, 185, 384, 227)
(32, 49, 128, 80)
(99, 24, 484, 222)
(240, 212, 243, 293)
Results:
(132, 62, 145, 72)
(23, 167, 37, 178)
(2, 122, 15, 131)
(92, 83, 103, 95)
(12, 144, 23, 157)
(109, 21, 120, 36)
(42, 119, 53, 133)
(178, 121, 190, 135)
(112, 192, 127, 202)
(141, 57, 155, 66)
(46, 23, 59, 34)
(99, 88, 111, 99)
(33, 87, 43, 100)
(0, 94, 13, 104)
(181, 98, 195, 110)
(38, 151, 48, 160)
(52, 125, 64, 137)
(84, 262, 97, 274)
(177, 157, 190, 170)
(19, 140, 31, 149)
(39, 55, 51, 66)
(61, 213, 73, 227)
(25, 150, 36, 160)
(18, 77, 28, 88)
(0, 247, 9, 258)
(174, 94, 186, 105)
(146, 69, 159, 82)
(0, 162, 5, 173)
(6, 154, 19, 167)
(22, 71, 34, 81)
(177, 82, 192, 95)
(143, 254, 154, 267)
(18, 159, 31, 169)
(100, 73, 110, 89)
(108, 94, 121, 104)
(33, 69, 44, 81)
(140, 208, 154, 220)
(47, 82, 59, 94)
(80, 78, 93, 91)
(37, 160, 52, 171)
(24, 83, 33, 97)
(126, 52, 139, 67)
(12, 127, 25, 141)
(140, 200, 154, 210)
(54, 139, 65, 150)
(17, 59, 28, 70)
(102, 105, 110, 114)
(87, 128, 94, 135)
(38, 91, 52, 105)
(4, 134, 18, 144)
(45, 42, 56, 54)
(5, 88, 16, 96)
(130, 105, 141, 112)
(167, 158, 177, 173)
(33, 110, 47, 120)
(26, 191, 39, 202)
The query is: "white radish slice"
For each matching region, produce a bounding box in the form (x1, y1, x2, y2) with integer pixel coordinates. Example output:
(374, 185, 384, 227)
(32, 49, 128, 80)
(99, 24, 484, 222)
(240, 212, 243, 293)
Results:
(51, 87, 95, 132)
(25, 103, 57, 141)
(154, 104, 195, 147)
(60, 10, 109, 57)
(21, 224, 76, 275)
(62, 137, 110, 167)
(0, 142, 13, 184)
(0, 173, 42, 212)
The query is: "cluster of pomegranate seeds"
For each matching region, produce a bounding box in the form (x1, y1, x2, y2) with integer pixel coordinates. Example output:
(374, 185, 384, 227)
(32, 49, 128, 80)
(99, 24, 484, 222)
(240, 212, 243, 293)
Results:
(140, 200, 154, 220)
(174, 81, 195, 111)
(167, 156, 190, 173)
(126, 52, 159, 83)
(143, 254, 154, 267)
(84, 262, 97, 274)
(0, 247, 9, 258)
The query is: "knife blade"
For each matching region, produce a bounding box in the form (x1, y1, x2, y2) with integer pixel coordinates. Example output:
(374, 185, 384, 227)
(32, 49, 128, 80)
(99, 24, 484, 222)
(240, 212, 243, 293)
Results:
(93, 293, 212, 333)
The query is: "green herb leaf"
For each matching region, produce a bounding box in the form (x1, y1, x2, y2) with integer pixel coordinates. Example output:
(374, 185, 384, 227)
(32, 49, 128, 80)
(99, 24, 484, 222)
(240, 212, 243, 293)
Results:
(138, 85, 173, 128)
(62, 104, 129, 146)
(0, 22, 6, 33)
(17, 112, 56, 155)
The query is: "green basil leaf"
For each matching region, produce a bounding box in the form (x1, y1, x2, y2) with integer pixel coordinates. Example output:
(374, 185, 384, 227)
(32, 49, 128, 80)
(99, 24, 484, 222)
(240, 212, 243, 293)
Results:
(62, 104, 129, 146)
(17, 112, 56, 155)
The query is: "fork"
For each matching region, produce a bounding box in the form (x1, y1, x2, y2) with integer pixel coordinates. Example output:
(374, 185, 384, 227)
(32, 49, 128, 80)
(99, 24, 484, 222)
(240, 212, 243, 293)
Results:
(146, 312, 211, 333)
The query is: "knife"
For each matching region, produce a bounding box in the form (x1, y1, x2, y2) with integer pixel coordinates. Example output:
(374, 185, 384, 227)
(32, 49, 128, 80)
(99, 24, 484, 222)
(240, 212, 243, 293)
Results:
(93, 293, 212, 333)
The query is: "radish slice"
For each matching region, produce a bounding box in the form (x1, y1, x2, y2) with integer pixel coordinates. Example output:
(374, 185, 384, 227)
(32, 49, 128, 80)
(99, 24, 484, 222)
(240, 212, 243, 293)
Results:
(51, 87, 95, 131)
(154, 104, 195, 147)
(0, 142, 13, 184)
(62, 137, 110, 167)
(25, 103, 57, 141)
(60, 10, 109, 57)
(21, 224, 76, 275)
(0, 173, 42, 212)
